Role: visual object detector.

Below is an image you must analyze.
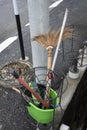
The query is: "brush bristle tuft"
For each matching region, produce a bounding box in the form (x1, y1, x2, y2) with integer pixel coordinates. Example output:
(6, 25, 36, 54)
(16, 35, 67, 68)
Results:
(32, 28, 73, 48)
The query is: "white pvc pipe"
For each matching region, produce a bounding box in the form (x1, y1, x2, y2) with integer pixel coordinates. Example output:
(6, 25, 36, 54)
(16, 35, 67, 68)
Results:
(12, 0, 19, 15)
(52, 8, 68, 71)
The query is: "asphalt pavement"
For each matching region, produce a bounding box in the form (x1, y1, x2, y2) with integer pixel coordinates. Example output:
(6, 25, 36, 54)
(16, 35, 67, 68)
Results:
(0, 0, 87, 130)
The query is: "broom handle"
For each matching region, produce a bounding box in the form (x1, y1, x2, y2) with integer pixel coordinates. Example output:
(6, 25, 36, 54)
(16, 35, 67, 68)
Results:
(44, 8, 68, 103)
(52, 8, 68, 71)
(18, 77, 49, 108)
(47, 46, 53, 70)
(10, 69, 49, 108)
(44, 46, 53, 103)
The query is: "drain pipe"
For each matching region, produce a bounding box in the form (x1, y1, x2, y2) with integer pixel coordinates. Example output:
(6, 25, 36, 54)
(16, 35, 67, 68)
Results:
(12, 0, 25, 60)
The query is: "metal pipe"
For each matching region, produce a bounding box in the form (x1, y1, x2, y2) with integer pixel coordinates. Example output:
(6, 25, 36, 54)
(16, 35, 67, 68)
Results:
(12, 0, 25, 60)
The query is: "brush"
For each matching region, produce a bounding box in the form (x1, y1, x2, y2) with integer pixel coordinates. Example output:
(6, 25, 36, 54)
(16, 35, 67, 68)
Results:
(32, 11, 73, 104)
(33, 28, 73, 70)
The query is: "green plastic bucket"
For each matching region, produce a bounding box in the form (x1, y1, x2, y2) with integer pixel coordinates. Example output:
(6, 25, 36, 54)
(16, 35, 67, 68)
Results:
(27, 89, 59, 124)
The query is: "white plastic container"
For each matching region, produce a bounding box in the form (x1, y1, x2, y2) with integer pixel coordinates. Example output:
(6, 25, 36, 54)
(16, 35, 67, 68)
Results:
(68, 66, 80, 79)
(59, 124, 70, 130)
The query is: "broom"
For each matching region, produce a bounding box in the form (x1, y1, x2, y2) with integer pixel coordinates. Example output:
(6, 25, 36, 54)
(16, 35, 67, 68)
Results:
(33, 29, 73, 104)
(33, 13, 73, 105)
(33, 29, 73, 69)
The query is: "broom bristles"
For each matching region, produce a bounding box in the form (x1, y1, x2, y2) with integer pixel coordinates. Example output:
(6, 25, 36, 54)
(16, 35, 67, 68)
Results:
(32, 28, 74, 48)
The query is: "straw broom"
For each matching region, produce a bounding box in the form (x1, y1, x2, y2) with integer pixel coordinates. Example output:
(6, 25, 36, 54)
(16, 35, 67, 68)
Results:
(33, 28, 73, 69)
(33, 28, 73, 104)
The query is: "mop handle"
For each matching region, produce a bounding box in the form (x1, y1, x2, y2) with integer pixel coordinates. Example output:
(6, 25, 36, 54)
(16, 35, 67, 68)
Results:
(10, 69, 49, 109)
(52, 8, 68, 71)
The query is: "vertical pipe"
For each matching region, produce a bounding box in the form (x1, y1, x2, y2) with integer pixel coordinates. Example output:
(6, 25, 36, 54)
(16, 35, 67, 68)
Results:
(27, 0, 49, 68)
(12, 0, 25, 60)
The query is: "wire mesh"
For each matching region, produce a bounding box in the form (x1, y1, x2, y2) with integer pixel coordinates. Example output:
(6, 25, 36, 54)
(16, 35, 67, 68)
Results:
(20, 66, 60, 108)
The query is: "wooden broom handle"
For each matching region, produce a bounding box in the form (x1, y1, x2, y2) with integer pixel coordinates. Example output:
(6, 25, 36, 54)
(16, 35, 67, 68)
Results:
(44, 46, 53, 104)
(47, 47, 53, 70)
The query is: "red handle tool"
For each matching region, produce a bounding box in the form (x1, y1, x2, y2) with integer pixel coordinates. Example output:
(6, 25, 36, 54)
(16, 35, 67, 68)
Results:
(10, 69, 49, 109)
